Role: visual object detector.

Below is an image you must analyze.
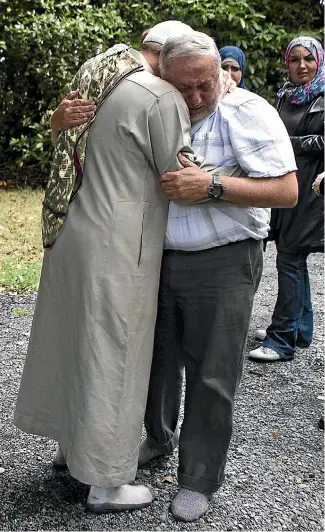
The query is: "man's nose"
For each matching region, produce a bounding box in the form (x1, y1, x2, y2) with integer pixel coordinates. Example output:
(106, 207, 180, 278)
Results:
(187, 91, 202, 107)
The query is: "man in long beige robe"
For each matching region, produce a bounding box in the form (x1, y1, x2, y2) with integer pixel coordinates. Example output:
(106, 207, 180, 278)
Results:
(14, 21, 194, 513)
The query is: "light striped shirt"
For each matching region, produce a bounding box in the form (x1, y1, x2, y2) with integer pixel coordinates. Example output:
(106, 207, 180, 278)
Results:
(164, 88, 297, 251)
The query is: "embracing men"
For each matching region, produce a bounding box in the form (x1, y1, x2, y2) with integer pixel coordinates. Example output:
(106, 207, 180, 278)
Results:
(14, 22, 298, 522)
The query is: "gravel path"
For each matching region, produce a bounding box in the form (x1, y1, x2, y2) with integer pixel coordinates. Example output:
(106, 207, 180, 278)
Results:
(0, 242, 324, 531)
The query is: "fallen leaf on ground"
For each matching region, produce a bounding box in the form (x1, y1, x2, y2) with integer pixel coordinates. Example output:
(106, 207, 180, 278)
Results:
(162, 474, 175, 484)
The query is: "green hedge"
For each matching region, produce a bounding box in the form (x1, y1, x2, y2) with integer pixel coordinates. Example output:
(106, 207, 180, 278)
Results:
(0, 0, 322, 185)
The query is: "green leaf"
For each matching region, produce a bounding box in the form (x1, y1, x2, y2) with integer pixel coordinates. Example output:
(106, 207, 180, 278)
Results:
(0, 0, 322, 178)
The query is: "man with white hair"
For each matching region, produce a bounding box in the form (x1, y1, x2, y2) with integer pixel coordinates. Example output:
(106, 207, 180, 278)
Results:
(138, 32, 298, 522)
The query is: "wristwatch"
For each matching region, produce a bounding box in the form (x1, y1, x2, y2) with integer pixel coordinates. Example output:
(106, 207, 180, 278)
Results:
(207, 172, 226, 200)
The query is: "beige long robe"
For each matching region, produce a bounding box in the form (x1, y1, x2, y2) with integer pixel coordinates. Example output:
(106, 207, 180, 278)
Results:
(14, 68, 192, 488)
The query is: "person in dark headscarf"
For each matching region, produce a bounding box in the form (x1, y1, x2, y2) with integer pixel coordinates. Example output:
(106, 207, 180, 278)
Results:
(220, 45, 248, 89)
(249, 36, 324, 363)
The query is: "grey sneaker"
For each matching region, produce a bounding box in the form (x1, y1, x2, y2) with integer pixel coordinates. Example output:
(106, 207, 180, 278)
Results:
(171, 488, 210, 522)
(138, 438, 167, 467)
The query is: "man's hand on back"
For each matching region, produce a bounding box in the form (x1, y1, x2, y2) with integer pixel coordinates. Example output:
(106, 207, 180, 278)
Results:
(51, 90, 96, 142)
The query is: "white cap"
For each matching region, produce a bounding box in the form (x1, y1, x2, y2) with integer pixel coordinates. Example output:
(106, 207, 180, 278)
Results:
(143, 20, 194, 46)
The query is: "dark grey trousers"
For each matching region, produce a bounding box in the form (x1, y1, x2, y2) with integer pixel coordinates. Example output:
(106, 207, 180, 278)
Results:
(144, 239, 263, 494)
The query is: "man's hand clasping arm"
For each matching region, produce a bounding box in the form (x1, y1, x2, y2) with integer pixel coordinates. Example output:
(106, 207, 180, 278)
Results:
(160, 153, 298, 208)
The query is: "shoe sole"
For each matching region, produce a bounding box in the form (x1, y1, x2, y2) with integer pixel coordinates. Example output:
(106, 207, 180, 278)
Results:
(296, 343, 311, 348)
(171, 507, 209, 522)
(87, 499, 152, 513)
(171, 513, 205, 523)
(248, 356, 283, 363)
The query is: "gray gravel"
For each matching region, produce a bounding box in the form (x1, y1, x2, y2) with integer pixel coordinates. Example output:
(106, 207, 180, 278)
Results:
(0, 242, 324, 531)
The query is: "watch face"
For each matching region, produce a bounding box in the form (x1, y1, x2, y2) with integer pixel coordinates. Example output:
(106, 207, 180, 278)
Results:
(213, 185, 222, 198)
(208, 173, 225, 199)
(208, 183, 222, 199)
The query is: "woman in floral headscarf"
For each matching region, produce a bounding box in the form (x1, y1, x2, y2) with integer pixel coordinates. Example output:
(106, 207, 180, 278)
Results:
(249, 36, 324, 363)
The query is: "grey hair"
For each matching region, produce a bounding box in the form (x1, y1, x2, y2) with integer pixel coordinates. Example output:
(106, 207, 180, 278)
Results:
(159, 32, 221, 78)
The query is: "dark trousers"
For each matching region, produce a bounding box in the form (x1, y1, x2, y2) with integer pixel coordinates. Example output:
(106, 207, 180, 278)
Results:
(264, 250, 313, 360)
(144, 239, 263, 494)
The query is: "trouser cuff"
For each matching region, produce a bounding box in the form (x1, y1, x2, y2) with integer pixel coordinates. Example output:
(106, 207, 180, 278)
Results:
(263, 339, 295, 360)
(146, 425, 180, 454)
(178, 471, 224, 495)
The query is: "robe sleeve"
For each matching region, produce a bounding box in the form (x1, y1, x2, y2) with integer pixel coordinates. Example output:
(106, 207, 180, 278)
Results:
(143, 90, 194, 176)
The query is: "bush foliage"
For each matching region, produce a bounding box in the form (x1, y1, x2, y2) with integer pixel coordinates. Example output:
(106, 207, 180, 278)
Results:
(0, 0, 322, 184)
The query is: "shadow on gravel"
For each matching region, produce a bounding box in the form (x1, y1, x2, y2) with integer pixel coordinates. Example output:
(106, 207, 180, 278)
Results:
(5, 470, 88, 519)
(0, 243, 323, 531)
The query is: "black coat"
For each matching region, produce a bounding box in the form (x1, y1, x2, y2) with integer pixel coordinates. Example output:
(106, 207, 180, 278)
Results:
(269, 93, 324, 254)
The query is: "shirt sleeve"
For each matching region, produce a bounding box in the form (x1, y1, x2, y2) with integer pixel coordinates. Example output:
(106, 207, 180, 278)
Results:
(227, 98, 297, 178)
(136, 90, 194, 176)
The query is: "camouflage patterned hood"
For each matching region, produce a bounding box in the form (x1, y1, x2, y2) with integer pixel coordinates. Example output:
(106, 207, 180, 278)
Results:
(42, 44, 143, 248)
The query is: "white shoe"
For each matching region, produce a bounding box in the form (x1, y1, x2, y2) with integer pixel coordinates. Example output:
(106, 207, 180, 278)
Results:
(87, 484, 153, 513)
(248, 346, 282, 362)
(255, 328, 267, 341)
(52, 444, 67, 469)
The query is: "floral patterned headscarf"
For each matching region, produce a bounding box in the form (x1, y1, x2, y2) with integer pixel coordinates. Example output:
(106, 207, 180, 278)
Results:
(278, 36, 324, 105)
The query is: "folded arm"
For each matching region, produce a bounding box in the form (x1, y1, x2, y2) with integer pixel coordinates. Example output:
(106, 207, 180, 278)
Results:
(160, 97, 299, 208)
(160, 153, 298, 208)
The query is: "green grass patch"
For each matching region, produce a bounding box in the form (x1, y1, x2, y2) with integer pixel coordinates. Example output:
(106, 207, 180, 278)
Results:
(0, 188, 44, 292)
(0, 256, 42, 292)
(12, 306, 30, 317)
